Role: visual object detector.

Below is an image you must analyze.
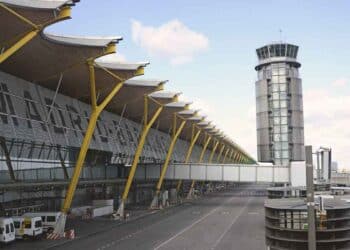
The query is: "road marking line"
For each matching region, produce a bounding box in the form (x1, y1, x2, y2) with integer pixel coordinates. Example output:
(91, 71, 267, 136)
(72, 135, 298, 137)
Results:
(94, 197, 220, 250)
(248, 212, 259, 215)
(210, 197, 252, 250)
(154, 194, 239, 250)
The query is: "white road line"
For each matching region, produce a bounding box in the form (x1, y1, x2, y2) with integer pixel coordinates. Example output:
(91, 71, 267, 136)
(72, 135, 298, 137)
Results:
(154, 193, 242, 250)
(210, 197, 252, 250)
(95, 195, 223, 250)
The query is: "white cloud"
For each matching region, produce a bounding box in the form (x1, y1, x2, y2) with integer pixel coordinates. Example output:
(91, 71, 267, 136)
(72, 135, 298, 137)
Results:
(304, 88, 350, 170)
(131, 19, 209, 65)
(332, 77, 348, 87)
(181, 94, 214, 118)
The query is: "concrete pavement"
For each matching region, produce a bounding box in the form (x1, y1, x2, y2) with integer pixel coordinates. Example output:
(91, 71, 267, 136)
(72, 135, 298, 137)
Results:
(54, 188, 266, 250)
(5, 187, 266, 250)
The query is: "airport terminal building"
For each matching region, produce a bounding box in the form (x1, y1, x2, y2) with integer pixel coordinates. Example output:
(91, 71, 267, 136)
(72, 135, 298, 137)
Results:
(0, 0, 255, 215)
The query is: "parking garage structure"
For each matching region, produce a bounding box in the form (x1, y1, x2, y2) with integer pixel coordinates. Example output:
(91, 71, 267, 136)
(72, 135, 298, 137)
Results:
(265, 198, 350, 250)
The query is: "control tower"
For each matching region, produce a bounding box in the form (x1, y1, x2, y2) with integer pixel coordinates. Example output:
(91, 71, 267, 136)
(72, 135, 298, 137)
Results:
(255, 43, 305, 165)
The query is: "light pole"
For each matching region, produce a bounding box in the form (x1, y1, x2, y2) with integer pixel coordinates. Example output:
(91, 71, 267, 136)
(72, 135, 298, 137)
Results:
(305, 145, 316, 250)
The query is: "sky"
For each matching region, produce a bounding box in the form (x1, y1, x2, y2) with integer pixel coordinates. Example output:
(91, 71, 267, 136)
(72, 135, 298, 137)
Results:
(48, 0, 350, 170)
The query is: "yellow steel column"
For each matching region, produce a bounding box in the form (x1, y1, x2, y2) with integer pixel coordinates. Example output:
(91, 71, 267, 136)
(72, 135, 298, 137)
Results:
(62, 60, 126, 214)
(117, 96, 164, 216)
(222, 148, 230, 164)
(205, 141, 222, 190)
(156, 115, 186, 194)
(216, 143, 226, 163)
(187, 134, 212, 195)
(228, 149, 234, 163)
(208, 140, 220, 163)
(52, 56, 130, 236)
(238, 155, 243, 163)
(0, 4, 71, 64)
(150, 114, 186, 208)
(184, 125, 201, 163)
(176, 125, 201, 192)
(233, 152, 240, 163)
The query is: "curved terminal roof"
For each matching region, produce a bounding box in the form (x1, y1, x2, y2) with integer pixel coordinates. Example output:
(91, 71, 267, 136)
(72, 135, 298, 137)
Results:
(178, 109, 197, 117)
(0, 0, 256, 163)
(155, 101, 191, 133)
(106, 79, 165, 120)
(0, 0, 74, 48)
(178, 114, 204, 142)
(1, 0, 76, 9)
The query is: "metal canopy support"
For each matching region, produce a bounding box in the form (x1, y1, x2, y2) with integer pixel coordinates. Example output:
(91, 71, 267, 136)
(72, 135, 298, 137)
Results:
(150, 114, 186, 209)
(233, 152, 240, 163)
(187, 134, 212, 199)
(227, 149, 233, 163)
(0, 137, 16, 182)
(117, 95, 164, 217)
(222, 148, 230, 164)
(56, 145, 69, 180)
(53, 52, 130, 236)
(176, 125, 201, 192)
(207, 141, 223, 189)
(216, 144, 225, 163)
(208, 140, 220, 163)
(227, 149, 232, 163)
(0, 4, 71, 64)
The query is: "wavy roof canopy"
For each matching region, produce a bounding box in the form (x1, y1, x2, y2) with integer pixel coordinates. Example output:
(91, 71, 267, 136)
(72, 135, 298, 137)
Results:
(155, 101, 192, 133)
(106, 79, 165, 122)
(0, 0, 75, 46)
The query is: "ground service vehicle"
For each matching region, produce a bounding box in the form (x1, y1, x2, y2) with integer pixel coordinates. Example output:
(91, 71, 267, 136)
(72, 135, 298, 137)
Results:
(13, 216, 43, 239)
(23, 212, 61, 233)
(0, 218, 15, 243)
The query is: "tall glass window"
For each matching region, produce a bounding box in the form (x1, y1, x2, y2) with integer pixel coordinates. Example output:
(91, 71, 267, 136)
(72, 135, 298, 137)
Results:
(265, 62, 291, 165)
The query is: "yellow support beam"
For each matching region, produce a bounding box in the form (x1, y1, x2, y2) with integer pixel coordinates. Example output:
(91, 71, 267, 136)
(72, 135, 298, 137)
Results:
(216, 143, 226, 163)
(62, 59, 126, 214)
(0, 30, 39, 64)
(205, 141, 223, 189)
(155, 115, 186, 195)
(208, 140, 220, 163)
(176, 125, 201, 192)
(51, 55, 133, 236)
(200, 134, 212, 163)
(228, 149, 234, 163)
(0, 4, 71, 64)
(222, 148, 230, 164)
(187, 134, 212, 195)
(117, 96, 165, 216)
(238, 154, 243, 163)
(185, 125, 202, 163)
(233, 151, 240, 163)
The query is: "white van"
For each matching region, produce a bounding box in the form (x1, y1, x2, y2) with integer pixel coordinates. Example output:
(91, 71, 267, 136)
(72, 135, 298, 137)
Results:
(0, 218, 15, 243)
(23, 212, 61, 233)
(13, 216, 43, 239)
